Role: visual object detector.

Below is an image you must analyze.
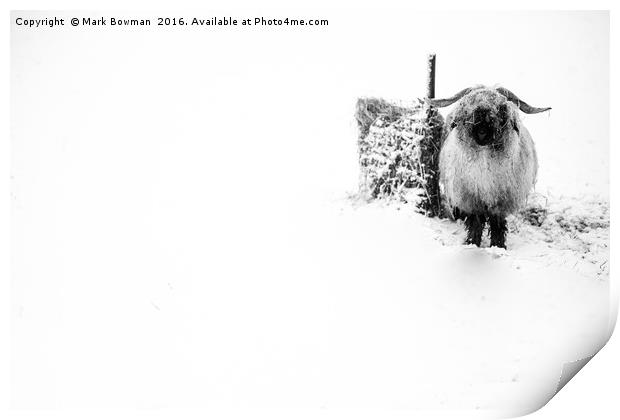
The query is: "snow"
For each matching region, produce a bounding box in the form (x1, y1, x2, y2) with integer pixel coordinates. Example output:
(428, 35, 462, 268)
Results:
(308, 188, 609, 415)
(10, 9, 610, 419)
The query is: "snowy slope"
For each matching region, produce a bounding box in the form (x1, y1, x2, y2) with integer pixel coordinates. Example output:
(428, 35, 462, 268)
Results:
(11, 10, 609, 418)
(303, 190, 609, 415)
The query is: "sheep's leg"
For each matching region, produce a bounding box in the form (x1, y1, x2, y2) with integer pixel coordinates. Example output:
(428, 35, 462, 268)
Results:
(489, 215, 507, 248)
(464, 213, 486, 246)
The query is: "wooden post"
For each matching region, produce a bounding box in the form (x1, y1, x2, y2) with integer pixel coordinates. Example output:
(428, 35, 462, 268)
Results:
(427, 54, 436, 99)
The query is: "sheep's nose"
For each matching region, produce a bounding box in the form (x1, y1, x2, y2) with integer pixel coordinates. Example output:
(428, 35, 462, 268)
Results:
(476, 126, 489, 142)
(473, 108, 494, 145)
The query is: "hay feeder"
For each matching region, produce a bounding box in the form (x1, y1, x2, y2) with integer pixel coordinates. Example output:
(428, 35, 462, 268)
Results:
(355, 54, 444, 217)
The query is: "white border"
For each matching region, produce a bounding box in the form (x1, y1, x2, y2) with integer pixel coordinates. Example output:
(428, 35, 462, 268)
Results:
(2, 1, 617, 419)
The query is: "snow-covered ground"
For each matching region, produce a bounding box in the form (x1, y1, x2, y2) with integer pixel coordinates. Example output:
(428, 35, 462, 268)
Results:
(430, 193, 609, 282)
(307, 182, 609, 416)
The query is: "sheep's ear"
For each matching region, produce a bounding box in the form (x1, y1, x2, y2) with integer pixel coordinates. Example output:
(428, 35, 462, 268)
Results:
(512, 119, 520, 134)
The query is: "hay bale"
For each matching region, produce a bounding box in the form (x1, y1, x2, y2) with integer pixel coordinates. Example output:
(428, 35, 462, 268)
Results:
(355, 97, 410, 140)
(356, 97, 444, 217)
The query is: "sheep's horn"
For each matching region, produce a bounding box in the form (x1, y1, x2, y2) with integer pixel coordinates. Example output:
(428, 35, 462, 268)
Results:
(429, 87, 474, 107)
(496, 87, 551, 114)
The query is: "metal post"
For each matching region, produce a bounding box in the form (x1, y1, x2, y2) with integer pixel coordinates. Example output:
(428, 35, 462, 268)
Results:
(427, 54, 436, 99)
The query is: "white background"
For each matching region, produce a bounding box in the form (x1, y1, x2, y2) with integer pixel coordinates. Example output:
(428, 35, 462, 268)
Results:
(3, 1, 618, 420)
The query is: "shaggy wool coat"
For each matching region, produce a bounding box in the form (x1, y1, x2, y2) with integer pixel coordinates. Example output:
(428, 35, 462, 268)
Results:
(439, 108, 538, 216)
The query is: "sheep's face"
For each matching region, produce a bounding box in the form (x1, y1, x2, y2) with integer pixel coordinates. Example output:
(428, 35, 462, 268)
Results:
(450, 89, 515, 148)
(432, 85, 551, 149)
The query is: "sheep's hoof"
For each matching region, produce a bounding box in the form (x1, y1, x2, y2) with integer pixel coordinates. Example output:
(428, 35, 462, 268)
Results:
(464, 237, 482, 247)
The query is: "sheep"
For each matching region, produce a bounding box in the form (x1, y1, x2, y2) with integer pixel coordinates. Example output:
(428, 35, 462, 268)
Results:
(430, 86, 551, 248)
